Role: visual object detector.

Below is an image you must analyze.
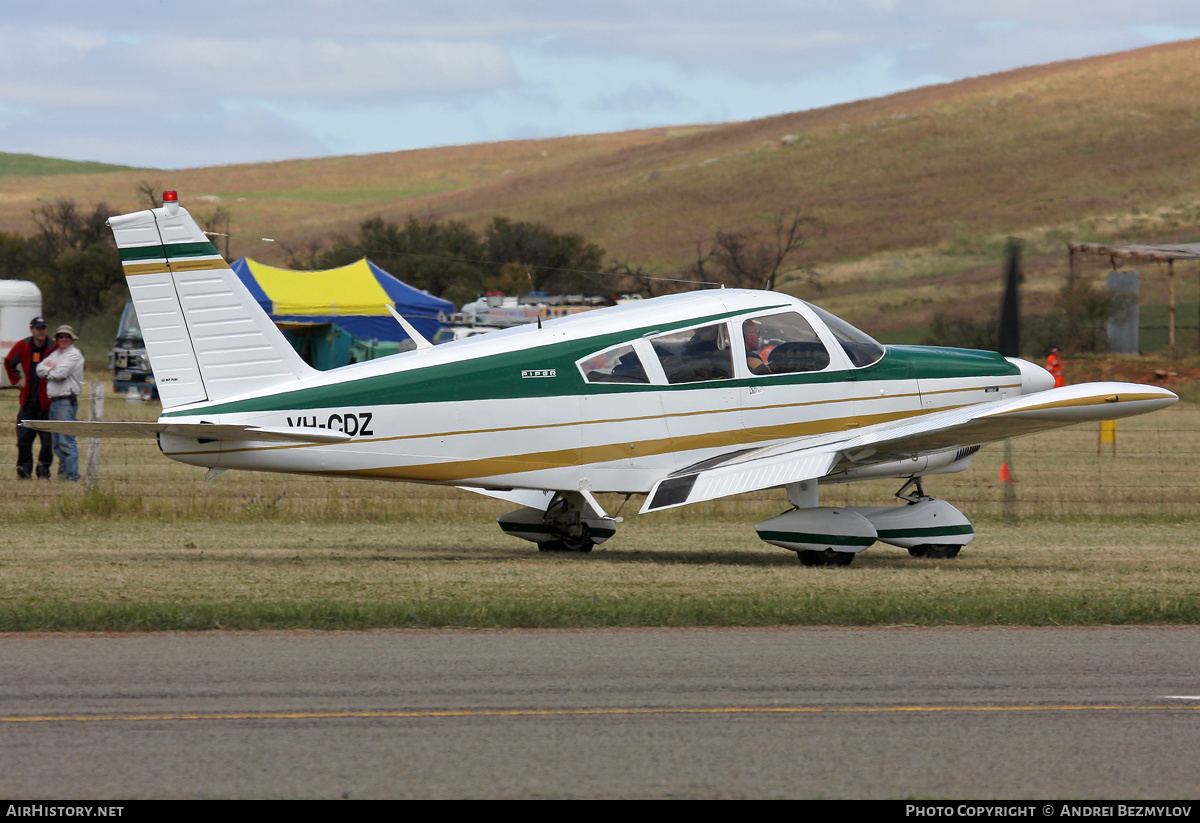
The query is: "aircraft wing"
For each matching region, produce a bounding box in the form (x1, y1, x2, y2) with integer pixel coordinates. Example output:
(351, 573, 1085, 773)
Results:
(640, 382, 1176, 513)
(457, 486, 556, 510)
(22, 420, 351, 444)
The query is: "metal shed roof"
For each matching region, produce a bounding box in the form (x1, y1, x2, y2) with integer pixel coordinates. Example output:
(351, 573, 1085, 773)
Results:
(1068, 242, 1200, 262)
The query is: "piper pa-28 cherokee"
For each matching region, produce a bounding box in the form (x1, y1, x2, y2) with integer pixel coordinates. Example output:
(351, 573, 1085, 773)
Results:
(30, 193, 1178, 566)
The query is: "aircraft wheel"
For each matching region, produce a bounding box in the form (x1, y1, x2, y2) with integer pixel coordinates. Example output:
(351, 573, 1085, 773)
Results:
(796, 549, 855, 567)
(539, 526, 594, 554)
(565, 524, 595, 553)
(908, 544, 961, 559)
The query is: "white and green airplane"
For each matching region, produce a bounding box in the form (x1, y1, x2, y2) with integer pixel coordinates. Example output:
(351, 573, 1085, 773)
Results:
(30, 193, 1178, 566)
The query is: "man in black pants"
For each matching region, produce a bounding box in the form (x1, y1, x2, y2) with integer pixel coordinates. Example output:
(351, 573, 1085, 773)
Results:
(4, 316, 53, 479)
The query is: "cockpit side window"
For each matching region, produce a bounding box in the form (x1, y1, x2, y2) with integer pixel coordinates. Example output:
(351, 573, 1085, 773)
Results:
(807, 304, 885, 368)
(578, 343, 650, 384)
(651, 323, 733, 384)
(743, 312, 830, 375)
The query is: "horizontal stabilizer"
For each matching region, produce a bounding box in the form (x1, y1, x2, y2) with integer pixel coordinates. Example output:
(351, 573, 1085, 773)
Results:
(22, 420, 350, 444)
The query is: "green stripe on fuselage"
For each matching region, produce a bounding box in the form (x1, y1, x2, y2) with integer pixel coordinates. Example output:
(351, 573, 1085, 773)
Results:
(876, 525, 975, 539)
(163, 306, 782, 416)
(162, 311, 1018, 417)
(756, 530, 876, 547)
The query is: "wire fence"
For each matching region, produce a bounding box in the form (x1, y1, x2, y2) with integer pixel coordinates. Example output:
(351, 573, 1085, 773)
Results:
(2, 389, 1198, 521)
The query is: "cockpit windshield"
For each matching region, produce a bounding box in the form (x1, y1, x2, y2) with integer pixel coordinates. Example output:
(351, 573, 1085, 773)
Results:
(806, 304, 885, 368)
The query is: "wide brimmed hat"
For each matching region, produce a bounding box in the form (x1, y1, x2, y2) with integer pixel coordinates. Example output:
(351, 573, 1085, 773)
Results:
(54, 325, 78, 340)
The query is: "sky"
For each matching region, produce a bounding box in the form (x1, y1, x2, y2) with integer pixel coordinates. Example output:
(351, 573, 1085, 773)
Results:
(2, 1, 1199, 170)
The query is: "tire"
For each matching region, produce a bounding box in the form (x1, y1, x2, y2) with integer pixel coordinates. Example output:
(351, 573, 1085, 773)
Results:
(539, 526, 594, 554)
(797, 549, 855, 567)
(908, 544, 961, 559)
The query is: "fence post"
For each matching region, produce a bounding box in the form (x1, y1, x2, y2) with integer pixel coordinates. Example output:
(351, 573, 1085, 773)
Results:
(85, 381, 104, 489)
(1002, 439, 1017, 522)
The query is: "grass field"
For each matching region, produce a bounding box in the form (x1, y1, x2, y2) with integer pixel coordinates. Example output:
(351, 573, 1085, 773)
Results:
(0, 152, 138, 178)
(1, 380, 1197, 631)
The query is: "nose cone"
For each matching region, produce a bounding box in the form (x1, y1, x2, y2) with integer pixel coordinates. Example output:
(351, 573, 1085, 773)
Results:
(1007, 357, 1056, 395)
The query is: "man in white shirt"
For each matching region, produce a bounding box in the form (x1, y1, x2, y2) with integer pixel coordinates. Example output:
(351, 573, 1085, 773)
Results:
(36, 325, 85, 482)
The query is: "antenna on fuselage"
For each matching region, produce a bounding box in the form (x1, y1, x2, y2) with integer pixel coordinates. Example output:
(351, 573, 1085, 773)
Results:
(386, 304, 433, 350)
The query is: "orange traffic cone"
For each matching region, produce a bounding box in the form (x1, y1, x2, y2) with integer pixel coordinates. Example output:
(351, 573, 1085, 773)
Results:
(999, 463, 1012, 483)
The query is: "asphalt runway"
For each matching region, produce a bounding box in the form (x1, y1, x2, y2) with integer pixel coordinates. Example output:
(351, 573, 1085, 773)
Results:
(1, 627, 1198, 799)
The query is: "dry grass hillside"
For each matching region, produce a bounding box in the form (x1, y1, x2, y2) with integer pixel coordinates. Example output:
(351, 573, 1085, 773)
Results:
(4, 39, 1200, 333)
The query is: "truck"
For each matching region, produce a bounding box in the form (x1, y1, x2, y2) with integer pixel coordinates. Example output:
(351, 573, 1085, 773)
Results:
(109, 300, 158, 400)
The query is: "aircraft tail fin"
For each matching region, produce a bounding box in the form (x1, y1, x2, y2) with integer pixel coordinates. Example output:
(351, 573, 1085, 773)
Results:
(108, 192, 316, 409)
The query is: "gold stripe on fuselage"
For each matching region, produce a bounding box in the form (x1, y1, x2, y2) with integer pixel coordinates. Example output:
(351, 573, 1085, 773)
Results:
(163, 381, 1020, 459)
(340, 405, 924, 483)
(165, 406, 929, 483)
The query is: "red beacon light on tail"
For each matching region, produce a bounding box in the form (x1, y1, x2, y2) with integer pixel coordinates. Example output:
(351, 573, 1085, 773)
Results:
(162, 189, 180, 215)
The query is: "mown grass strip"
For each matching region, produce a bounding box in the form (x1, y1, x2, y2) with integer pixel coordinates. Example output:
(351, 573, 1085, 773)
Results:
(4, 592, 1199, 632)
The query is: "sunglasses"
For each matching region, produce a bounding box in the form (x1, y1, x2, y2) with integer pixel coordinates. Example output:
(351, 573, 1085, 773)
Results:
(55, 334, 72, 339)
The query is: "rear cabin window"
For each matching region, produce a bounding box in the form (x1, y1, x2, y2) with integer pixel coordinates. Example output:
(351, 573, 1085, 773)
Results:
(579, 344, 649, 384)
(742, 312, 830, 375)
(651, 323, 734, 384)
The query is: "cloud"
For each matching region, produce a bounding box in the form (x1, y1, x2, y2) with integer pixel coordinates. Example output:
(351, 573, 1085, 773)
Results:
(0, 102, 329, 169)
(597, 84, 689, 113)
(0, 27, 516, 109)
(5, 2, 1200, 167)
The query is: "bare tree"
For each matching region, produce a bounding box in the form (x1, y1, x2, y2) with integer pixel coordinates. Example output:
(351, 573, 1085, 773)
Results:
(605, 260, 667, 297)
(197, 204, 233, 259)
(136, 180, 162, 209)
(29, 199, 123, 332)
(281, 237, 328, 270)
(692, 205, 825, 291)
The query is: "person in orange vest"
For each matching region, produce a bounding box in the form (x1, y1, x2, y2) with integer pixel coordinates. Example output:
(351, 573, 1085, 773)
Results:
(1045, 345, 1065, 387)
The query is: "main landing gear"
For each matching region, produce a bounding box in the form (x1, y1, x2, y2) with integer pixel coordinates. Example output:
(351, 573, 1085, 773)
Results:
(540, 524, 595, 554)
(908, 543, 961, 559)
(755, 477, 976, 567)
(796, 548, 856, 567)
(497, 477, 975, 567)
(497, 491, 619, 554)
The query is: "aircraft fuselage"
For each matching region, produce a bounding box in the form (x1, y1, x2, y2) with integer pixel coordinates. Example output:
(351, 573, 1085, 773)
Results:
(155, 289, 1050, 494)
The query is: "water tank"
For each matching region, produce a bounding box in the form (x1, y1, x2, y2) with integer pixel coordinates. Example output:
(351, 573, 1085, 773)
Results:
(0, 281, 43, 388)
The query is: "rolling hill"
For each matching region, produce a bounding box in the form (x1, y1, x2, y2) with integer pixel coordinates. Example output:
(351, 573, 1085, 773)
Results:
(3, 38, 1199, 335)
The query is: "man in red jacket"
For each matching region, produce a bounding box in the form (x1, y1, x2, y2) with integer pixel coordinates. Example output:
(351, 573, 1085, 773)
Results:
(4, 316, 53, 479)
